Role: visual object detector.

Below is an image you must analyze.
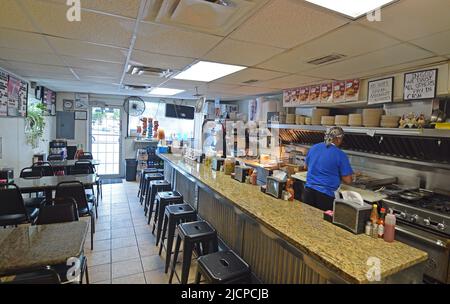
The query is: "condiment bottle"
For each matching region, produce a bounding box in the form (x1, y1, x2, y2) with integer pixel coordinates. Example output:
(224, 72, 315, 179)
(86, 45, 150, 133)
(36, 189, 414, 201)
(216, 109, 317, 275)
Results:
(384, 209, 396, 243)
(377, 208, 386, 238)
(250, 170, 257, 185)
(370, 204, 379, 224)
(365, 221, 372, 236)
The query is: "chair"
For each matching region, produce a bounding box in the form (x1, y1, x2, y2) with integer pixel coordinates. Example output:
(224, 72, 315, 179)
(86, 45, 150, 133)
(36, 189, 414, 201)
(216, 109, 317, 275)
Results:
(70, 161, 98, 206)
(0, 267, 62, 284)
(78, 152, 93, 160)
(32, 162, 55, 177)
(35, 198, 79, 225)
(0, 184, 37, 227)
(66, 146, 77, 160)
(20, 167, 43, 179)
(47, 154, 63, 161)
(55, 181, 95, 250)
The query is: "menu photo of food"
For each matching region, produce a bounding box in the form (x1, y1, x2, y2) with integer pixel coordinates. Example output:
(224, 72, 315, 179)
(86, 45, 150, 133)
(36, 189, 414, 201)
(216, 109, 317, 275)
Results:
(333, 81, 346, 103)
(309, 85, 321, 103)
(344, 79, 360, 101)
(320, 83, 333, 103)
(283, 88, 298, 107)
(298, 86, 310, 103)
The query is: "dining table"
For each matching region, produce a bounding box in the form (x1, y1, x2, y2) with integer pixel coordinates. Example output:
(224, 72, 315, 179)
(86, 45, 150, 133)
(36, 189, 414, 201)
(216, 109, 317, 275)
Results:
(0, 221, 89, 279)
(48, 159, 100, 169)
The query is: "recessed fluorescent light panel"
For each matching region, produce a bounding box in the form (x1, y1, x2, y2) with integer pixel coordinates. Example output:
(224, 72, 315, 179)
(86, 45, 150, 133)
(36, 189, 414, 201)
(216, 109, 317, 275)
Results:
(305, 0, 396, 19)
(149, 88, 184, 96)
(174, 61, 246, 82)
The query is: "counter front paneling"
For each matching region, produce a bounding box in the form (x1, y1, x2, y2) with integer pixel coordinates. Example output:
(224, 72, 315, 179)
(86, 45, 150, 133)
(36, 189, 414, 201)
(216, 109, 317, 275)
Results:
(161, 153, 427, 284)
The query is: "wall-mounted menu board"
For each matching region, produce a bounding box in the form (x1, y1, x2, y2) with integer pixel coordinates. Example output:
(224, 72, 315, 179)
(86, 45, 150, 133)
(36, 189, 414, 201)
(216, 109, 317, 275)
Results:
(6, 75, 28, 117)
(403, 69, 437, 101)
(368, 77, 394, 105)
(42, 87, 56, 116)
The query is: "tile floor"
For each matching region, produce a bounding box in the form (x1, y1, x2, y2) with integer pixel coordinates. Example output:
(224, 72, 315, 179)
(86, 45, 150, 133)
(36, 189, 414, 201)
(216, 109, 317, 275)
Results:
(84, 181, 199, 284)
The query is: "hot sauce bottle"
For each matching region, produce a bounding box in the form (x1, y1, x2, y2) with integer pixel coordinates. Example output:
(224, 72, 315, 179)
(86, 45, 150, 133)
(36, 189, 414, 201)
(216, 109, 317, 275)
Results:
(377, 208, 386, 238)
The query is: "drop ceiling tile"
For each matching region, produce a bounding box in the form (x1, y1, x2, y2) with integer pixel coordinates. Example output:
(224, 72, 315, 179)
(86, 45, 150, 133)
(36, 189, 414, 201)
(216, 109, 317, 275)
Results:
(39, 0, 141, 18)
(130, 50, 194, 70)
(123, 74, 166, 87)
(0, 29, 53, 53)
(79, 76, 121, 85)
(215, 68, 287, 85)
(258, 23, 400, 73)
(48, 37, 127, 63)
(159, 79, 206, 90)
(410, 30, 450, 56)
(204, 83, 240, 93)
(59, 56, 123, 75)
(0, 48, 64, 66)
(252, 74, 324, 89)
(306, 44, 434, 79)
(0, 0, 36, 32)
(135, 22, 223, 58)
(359, 0, 450, 41)
(230, 0, 348, 49)
(202, 38, 285, 66)
(4, 62, 73, 74)
(231, 86, 279, 95)
(22, 0, 134, 48)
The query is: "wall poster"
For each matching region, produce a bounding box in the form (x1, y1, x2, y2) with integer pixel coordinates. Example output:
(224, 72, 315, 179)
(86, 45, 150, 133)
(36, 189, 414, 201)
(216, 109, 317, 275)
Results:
(368, 77, 394, 105)
(404, 69, 437, 101)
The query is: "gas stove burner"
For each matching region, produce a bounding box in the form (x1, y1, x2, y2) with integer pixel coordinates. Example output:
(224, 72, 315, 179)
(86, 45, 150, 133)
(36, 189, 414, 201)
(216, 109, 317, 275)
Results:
(398, 189, 433, 201)
(421, 200, 450, 215)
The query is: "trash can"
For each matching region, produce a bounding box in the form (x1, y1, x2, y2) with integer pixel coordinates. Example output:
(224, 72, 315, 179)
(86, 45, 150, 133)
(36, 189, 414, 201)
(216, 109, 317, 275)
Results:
(125, 159, 138, 181)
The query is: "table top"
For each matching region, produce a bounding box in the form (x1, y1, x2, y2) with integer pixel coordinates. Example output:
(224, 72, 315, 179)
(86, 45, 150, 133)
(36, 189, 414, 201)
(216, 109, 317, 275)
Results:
(0, 221, 89, 275)
(48, 160, 100, 167)
(14, 174, 97, 192)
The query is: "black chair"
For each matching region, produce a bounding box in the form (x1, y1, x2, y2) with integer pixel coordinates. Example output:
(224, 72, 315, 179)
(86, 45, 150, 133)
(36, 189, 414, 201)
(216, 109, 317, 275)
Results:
(55, 181, 95, 250)
(195, 250, 251, 284)
(32, 162, 55, 177)
(140, 173, 164, 204)
(0, 184, 38, 227)
(70, 161, 95, 175)
(152, 191, 184, 243)
(66, 146, 77, 160)
(78, 152, 93, 160)
(138, 168, 159, 198)
(144, 180, 171, 217)
(20, 167, 43, 179)
(1, 267, 62, 284)
(47, 154, 63, 161)
(35, 198, 79, 225)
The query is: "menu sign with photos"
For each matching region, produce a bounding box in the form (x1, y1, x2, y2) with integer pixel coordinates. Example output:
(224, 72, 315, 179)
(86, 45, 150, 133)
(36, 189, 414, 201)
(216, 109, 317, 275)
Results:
(404, 69, 437, 101)
(332, 81, 345, 103)
(283, 88, 298, 107)
(368, 77, 394, 105)
(320, 83, 333, 103)
(344, 79, 360, 101)
(309, 85, 321, 103)
(0, 71, 7, 117)
(43, 87, 56, 116)
(298, 86, 310, 103)
(7, 75, 28, 117)
(75, 93, 89, 110)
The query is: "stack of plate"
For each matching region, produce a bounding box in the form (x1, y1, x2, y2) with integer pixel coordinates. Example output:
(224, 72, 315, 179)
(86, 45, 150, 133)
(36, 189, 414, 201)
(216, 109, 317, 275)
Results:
(362, 109, 384, 127)
(348, 114, 362, 126)
(286, 113, 296, 124)
(295, 115, 305, 125)
(321, 116, 335, 126)
(335, 115, 348, 126)
(311, 109, 330, 125)
(380, 115, 401, 128)
(304, 117, 312, 125)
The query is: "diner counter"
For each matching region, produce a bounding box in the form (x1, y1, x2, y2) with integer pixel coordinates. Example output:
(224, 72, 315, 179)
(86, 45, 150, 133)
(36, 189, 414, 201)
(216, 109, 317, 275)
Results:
(160, 153, 427, 284)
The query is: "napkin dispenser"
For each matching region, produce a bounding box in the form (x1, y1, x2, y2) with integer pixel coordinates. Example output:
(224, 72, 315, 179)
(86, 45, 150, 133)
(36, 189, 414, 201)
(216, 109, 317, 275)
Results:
(0, 168, 14, 184)
(212, 157, 225, 171)
(332, 192, 371, 234)
(234, 165, 251, 183)
(265, 176, 286, 199)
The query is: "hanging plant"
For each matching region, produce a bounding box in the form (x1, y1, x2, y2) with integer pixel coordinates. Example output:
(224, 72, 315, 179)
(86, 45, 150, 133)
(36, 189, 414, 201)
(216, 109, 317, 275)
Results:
(25, 103, 47, 149)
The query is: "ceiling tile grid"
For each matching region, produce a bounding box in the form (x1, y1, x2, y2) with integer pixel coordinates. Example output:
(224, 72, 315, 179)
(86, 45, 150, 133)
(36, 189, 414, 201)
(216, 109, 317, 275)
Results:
(130, 49, 194, 70)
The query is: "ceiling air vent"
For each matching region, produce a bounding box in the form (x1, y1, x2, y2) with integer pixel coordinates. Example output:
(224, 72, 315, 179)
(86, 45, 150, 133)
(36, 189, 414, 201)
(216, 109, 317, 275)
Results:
(306, 53, 346, 65)
(242, 79, 258, 84)
(127, 65, 175, 78)
(123, 84, 151, 91)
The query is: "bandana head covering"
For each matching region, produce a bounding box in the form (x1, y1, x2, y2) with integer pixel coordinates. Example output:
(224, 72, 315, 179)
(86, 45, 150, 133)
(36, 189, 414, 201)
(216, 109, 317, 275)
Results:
(324, 127, 344, 146)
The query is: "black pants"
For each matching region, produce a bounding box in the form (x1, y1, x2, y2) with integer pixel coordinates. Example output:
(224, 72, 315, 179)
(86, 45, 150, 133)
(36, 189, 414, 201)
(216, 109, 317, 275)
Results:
(302, 187, 335, 211)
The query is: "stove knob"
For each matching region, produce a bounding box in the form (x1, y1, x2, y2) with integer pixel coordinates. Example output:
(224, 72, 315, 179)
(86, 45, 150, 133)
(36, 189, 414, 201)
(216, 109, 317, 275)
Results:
(400, 212, 407, 219)
(423, 219, 431, 226)
(437, 223, 445, 231)
(410, 215, 419, 223)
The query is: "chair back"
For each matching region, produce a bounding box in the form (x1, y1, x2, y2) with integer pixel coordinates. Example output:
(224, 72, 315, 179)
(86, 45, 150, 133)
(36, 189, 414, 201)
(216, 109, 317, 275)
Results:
(70, 161, 95, 175)
(1, 268, 61, 284)
(55, 181, 89, 212)
(36, 198, 79, 225)
(0, 184, 28, 219)
(32, 162, 55, 177)
(78, 152, 93, 160)
(47, 154, 63, 161)
(20, 167, 43, 179)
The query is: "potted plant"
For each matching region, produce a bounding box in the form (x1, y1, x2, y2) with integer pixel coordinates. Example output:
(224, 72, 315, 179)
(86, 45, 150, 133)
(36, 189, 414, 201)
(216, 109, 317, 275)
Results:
(25, 103, 47, 149)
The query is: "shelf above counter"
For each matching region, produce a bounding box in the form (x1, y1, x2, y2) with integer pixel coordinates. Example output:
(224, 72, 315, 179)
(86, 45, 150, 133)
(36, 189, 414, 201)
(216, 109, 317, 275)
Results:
(268, 124, 450, 138)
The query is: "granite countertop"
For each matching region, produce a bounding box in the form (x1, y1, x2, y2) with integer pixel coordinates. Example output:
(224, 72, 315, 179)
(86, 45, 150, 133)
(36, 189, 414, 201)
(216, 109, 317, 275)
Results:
(0, 221, 89, 275)
(161, 154, 427, 284)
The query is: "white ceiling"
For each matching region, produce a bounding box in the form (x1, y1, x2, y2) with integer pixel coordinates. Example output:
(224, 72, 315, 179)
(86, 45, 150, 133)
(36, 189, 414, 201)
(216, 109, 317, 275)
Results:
(1, 0, 450, 100)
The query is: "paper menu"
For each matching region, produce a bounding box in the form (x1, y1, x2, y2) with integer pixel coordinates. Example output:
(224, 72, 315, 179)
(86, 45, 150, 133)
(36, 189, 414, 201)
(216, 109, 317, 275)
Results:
(344, 79, 360, 101)
(0, 71, 7, 117)
(309, 85, 320, 103)
(298, 86, 310, 103)
(332, 81, 345, 103)
(320, 83, 333, 103)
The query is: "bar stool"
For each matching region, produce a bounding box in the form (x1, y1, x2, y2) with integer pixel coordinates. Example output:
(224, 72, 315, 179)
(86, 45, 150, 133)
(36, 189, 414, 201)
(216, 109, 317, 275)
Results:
(153, 191, 184, 245)
(159, 204, 197, 273)
(144, 180, 172, 218)
(140, 173, 164, 204)
(195, 250, 251, 284)
(137, 168, 159, 199)
(169, 220, 218, 284)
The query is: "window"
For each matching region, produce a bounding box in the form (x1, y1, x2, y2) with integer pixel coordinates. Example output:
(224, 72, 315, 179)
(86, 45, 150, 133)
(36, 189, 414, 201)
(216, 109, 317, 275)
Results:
(127, 101, 194, 140)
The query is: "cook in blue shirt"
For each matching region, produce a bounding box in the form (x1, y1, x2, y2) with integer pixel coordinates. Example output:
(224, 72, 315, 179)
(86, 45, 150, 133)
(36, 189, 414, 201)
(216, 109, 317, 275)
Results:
(303, 127, 354, 211)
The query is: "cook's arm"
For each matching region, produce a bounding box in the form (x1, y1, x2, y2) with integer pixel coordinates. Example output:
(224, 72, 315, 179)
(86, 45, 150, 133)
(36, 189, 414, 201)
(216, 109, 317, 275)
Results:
(341, 175, 353, 185)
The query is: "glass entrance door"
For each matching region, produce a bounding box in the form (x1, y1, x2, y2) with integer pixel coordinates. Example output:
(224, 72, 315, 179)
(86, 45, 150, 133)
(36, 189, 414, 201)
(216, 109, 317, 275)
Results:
(90, 107, 122, 177)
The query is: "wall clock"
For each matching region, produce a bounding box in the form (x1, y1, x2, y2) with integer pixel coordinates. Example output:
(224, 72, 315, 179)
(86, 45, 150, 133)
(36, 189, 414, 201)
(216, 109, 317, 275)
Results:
(63, 99, 74, 111)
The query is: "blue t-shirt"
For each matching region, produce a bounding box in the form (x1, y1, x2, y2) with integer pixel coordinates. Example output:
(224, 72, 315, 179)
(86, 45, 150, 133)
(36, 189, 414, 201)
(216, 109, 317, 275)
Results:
(305, 142, 354, 197)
